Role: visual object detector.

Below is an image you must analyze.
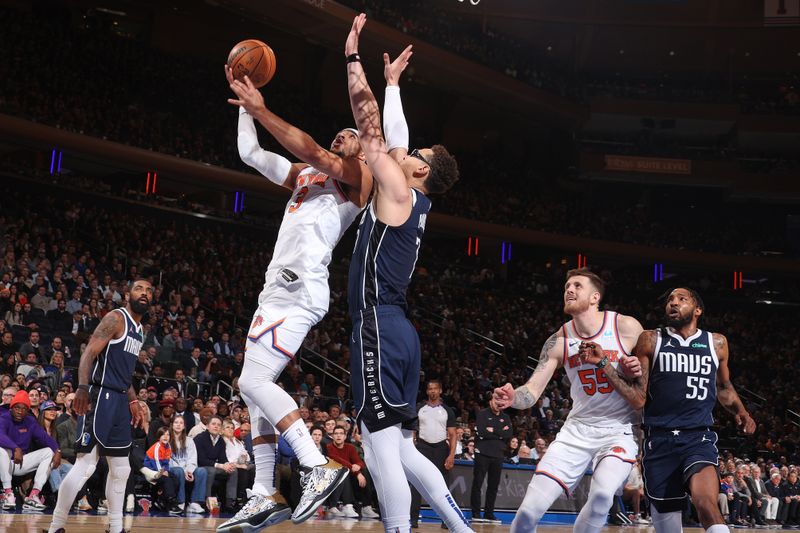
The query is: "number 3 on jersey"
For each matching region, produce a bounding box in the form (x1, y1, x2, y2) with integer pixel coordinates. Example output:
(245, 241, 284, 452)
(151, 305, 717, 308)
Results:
(289, 186, 309, 213)
(578, 368, 614, 395)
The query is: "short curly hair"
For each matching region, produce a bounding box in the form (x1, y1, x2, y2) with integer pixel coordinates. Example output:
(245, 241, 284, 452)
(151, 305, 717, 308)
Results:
(425, 144, 459, 195)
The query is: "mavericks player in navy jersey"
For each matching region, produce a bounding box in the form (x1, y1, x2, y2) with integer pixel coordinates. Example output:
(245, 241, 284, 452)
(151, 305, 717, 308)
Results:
(583, 288, 755, 533)
(48, 279, 152, 533)
(345, 14, 471, 533)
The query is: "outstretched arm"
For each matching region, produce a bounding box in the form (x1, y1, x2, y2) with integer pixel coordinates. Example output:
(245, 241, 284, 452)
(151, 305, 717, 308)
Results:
(494, 331, 562, 410)
(225, 66, 362, 189)
(383, 45, 413, 162)
(714, 334, 756, 434)
(579, 330, 654, 410)
(346, 14, 412, 227)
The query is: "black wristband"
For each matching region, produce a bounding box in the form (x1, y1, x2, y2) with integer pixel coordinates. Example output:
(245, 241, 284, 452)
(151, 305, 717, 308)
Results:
(77, 384, 90, 392)
(346, 53, 361, 64)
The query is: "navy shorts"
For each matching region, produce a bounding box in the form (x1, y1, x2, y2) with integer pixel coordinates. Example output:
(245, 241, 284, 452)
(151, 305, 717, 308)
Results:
(350, 305, 420, 432)
(76, 387, 132, 457)
(642, 428, 719, 510)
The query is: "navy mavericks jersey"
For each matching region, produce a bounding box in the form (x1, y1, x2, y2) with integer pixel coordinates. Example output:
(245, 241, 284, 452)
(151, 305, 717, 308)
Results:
(348, 189, 430, 316)
(643, 327, 718, 429)
(90, 308, 143, 393)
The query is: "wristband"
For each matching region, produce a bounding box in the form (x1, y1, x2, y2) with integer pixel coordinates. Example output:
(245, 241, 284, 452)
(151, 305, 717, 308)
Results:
(346, 53, 361, 64)
(595, 356, 609, 369)
(129, 400, 139, 405)
(77, 384, 90, 392)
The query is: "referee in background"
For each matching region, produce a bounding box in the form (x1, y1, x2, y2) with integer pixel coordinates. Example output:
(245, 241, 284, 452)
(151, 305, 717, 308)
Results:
(411, 379, 457, 529)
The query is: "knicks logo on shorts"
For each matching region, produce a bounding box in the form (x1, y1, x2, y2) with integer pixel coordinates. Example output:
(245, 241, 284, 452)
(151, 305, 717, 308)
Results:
(612, 446, 626, 454)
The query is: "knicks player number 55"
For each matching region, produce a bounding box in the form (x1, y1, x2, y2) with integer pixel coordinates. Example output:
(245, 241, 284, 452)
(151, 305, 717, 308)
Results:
(578, 368, 614, 395)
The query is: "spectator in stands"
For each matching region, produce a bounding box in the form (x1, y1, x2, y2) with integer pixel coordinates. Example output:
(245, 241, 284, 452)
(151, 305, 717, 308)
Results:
(623, 458, 647, 524)
(147, 399, 175, 447)
(470, 395, 511, 524)
(43, 351, 71, 392)
(46, 300, 71, 332)
(213, 333, 233, 358)
(747, 464, 769, 526)
(0, 390, 60, 510)
(720, 471, 735, 522)
(221, 418, 252, 503)
(173, 369, 189, 398)
(17, 352, 43, 383)
(0, 331, 19, 362)
(732, 465, 753, 526)
(174, 396, 195, 434)
(458, 440, 475, 461)
(325, 425, 378, 519)
(195, 415, 237, 512)
(38, 400, 72, 493)
(765, 472, 782, 524)
(144, 426, 182, 514)
(65, 290, 83, 315)
(43, 337, 71, 365)
(168, 415, 207, 514)
(19, 332, 42, 364)
(31, 287, 51, 313)
(1, 387, 16, 407)
(4, 303, 23, 327)
(188, 407, 214, 439)
(779, 471, 800, 527)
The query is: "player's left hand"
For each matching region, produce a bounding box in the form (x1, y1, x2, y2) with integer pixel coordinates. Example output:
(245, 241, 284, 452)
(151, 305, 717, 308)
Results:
(226, 68, 266, 115)
(619, 355, 642, 378)
(736, 412, 756, 434)
(383, 45, 413, 86)
(345, 13, 367, 57)
(578, 341, 605, 366)
(444, 455, 455, 470)
(52, 450, 62, 469)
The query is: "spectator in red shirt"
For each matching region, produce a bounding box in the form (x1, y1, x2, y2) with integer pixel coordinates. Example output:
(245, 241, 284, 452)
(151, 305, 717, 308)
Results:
(324, 425, 379, 519)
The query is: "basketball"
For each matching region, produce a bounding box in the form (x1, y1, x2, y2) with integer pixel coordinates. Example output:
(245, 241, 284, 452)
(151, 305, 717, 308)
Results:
(227, 39, 276, 88)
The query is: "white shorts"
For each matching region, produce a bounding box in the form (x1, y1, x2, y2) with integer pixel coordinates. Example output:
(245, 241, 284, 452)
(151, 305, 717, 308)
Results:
(245, 301, 325, 359)
(535, 420, 638, 494)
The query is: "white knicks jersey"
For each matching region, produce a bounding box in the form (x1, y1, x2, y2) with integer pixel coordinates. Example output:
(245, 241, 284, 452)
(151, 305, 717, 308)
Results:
(561, 311, 640, 428)
(258, 166, 362, 312)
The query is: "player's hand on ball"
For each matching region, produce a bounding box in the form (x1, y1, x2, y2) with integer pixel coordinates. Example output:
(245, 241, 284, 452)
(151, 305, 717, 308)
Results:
(493, 383, 514, 409)
(345, 13, 366, 57)
(736, 412, 756, 434)
(619, 355, 642, 378)
(578, 341, 604, 366)
(383, 45, 413, 86)
(226, 69, 266, 115)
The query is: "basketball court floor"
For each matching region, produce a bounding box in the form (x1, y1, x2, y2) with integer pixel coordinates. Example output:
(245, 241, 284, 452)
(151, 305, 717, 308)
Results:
(0, 511, 766, 533)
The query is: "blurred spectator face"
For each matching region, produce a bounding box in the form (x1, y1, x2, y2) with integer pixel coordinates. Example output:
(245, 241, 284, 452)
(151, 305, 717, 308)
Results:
(52, 337, 62, 350)
(519, 445, 532, 459)
(328, 405, 341, 419)
(231, 405, 242, 421)
(336, 385, 346, 399)
(332, 426, 346, 446)
(313, 385, 321, 396)
(172, 415, 185, 434)
(222, 420, 235, 439)
(147, 389, 158, 401)
(193, 398, 204, 412)
(466, 441, 475, 454)
(2, 332, 12, 345)
(310, 427, 323, 445)
(239, 422, 251, 439)
(30, 332, 40, 344)
(147, 347, 157, 359)
(153, 365, 163, 376)
(535, 438, 547, 454)
(11, 401, 29, 422)
(205, 401, 218, 415)
(163, 388, 177, 400)
(1, 387, 15, 405)
(191, 347, 201, 359)
(771, 473, 782, 485)
(58, 300, 66, 311)
(175, 397, 188, 412)
(324, 419, 336, 434)
(138, 388, 147, 401)
(509, 437, 518, 450)
(207, 416, 222, 436)
(299, 406, 310, 420)
(24, 352, 37, 364)
(28, 388, 40, 407)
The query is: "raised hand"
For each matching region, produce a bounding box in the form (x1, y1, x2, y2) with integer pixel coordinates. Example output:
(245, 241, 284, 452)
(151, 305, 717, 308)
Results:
(225, 66, 266, 115)
(383, 45, 413, 86)
(345, 13, 367, 57)
(619, 355, 642, 378)
(493, 383, 515, 410)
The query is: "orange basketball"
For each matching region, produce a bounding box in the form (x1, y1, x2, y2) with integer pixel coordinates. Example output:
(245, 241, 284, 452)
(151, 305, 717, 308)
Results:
(227, 39, 276, 88)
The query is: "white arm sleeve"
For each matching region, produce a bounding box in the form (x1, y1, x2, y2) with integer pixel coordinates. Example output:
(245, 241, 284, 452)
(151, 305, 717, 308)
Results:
(383, 85, 409, 151)
(237, 107, 292, 185)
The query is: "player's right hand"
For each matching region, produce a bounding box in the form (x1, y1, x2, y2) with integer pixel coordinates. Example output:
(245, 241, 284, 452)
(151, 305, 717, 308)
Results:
(226, 68, 266, 115)
(73, 387, 90, 416)
(13, 448, 23, 465)
(493, 383, 514, 409)
(619, 355, 642, 378)
(345, 13, 366, 57)
(383, 45, 413, 86)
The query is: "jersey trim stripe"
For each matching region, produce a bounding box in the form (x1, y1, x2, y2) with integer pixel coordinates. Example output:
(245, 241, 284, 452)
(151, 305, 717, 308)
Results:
(561, 324, 568, 367)
(569, 311, 608, 340)
(247, 318, 294, 358)
(613, 312, 630, 356)
(597, 454, 636, 466)
(332, 178, 348, 203)
(363, 212, 387, 309)
(534, 470, 570, 496)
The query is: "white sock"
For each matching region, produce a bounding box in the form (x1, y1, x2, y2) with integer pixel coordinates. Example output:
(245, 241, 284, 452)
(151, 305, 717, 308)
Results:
(651, 505, 684, 533)
(360, 423, 412, 533)
(574, 458, 633, 533)
(252, 443, 277, 496)
(106, 456, 131, 533)
(706, 525, 730, 533)
(398, 429, 472, 533)
(49, 448, 99, 533)
(282, 418, 325, 468)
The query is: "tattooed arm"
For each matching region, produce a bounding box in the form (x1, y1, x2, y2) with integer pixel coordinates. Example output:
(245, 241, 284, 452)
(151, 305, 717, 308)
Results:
(714, 333, 755, 434)
(73, 310, 124, 416)
(494, 331, 562, 410)
(579, 330, 655, 410)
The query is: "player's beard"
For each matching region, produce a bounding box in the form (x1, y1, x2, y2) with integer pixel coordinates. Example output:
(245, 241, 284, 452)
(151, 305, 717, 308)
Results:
(665, 309, 693, 328)
(129, 298, 150, 315)
(563, 298, 589, 316)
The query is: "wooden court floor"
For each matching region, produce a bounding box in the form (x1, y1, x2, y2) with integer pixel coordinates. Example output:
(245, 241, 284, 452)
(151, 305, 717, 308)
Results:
(0, 511, 765, 533)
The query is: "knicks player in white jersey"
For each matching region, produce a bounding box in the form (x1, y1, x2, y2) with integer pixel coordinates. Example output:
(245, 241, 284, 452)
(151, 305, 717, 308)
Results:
(494, 268, 643, 533)
(220, 66, 372, 532)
